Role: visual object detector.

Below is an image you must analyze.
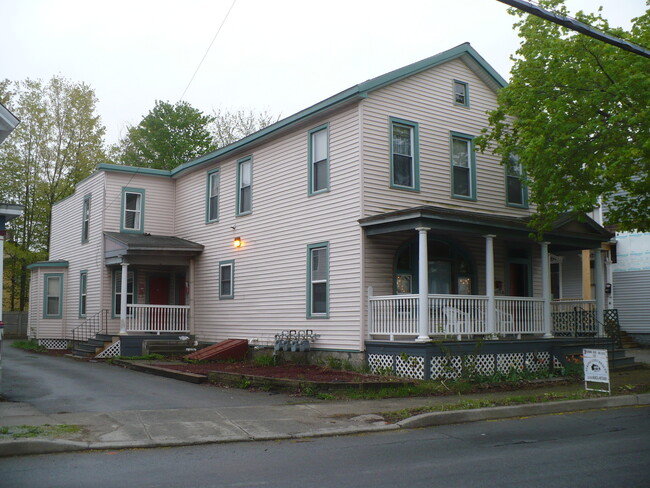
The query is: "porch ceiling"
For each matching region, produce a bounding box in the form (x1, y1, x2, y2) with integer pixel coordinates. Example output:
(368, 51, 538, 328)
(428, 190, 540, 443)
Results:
(358, 206, 613, 250)
(104, 232, 204, 266)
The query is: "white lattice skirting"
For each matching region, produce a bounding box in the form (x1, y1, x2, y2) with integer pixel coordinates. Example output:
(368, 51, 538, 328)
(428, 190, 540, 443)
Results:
(38, 339, 69, 350)
(369, 351, 556, 380)
(95, 340, 121, 358)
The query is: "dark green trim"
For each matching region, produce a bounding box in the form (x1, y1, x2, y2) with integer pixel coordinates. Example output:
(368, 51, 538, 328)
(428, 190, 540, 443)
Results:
(81, 194, 91, 244)
(450, 131, 477, 201)
(306, 242, 330, 319)
(219, 260, 235, 299)
(97, 163, 171, 177)
(453, 80, 469, 107)
(389, 117, 420, 192)
(170, 43, 506, 178)
(120, 187, 146, 234)
(308, 123, 330, 196)
(43, 273, 64, 319)
(111, 269, 137, 319)
(78, 270, 88, 318)
(205, 168, 220, 223)
(236, 157, 253, 217)
(27, 260, 69, 270)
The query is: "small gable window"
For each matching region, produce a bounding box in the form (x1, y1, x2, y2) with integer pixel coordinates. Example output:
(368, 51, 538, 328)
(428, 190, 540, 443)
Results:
(453, 80, 469, 107)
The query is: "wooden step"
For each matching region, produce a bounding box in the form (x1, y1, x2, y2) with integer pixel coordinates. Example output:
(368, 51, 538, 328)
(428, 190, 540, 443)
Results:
(184, 339, 248, 361)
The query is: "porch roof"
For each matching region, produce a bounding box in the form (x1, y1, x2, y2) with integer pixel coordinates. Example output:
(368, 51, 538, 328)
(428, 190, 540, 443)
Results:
(358, 206, 613, 250)
(104, 232, 204, 265)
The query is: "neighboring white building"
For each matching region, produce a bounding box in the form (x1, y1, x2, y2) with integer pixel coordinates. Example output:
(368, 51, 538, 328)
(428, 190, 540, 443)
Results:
(27, 44, 614, 365)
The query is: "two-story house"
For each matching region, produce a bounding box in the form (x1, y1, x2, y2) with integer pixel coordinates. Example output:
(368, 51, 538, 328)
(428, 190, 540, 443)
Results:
(27, 44, 615, 378)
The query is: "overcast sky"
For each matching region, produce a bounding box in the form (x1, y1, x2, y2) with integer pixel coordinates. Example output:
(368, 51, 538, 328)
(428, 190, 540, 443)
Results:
(5, 0, 647, 146)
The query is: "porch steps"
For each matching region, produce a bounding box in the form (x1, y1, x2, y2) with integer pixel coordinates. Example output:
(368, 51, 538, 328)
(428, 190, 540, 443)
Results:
(184, 339, 249, 361)
(71, 334, 120, 358)
(557, 342, 637, 370)
(620, 331, 642, 349)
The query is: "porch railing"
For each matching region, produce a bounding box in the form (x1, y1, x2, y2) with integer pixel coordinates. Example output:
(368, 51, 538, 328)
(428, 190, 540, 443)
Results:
(72, 309, 108, 345)
(368, 294, 547, 339)
(126, 304, 190, 334)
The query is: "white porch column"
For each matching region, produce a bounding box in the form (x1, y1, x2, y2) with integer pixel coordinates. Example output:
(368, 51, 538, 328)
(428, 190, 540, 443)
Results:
(188, 258, 195, 336)
(594, 248, 605, 336)
(415, 227, 431, 342)
(119, 262, 129, 335)
(484, 235, 496, 336)
(541, 242, 553, 338)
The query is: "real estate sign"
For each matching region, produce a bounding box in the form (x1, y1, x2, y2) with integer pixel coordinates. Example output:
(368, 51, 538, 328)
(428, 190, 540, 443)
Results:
(583, 348, 610, 394)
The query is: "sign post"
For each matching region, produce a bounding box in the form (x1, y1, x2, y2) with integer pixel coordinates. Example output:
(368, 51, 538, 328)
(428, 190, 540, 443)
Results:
(583, 348, 610, 394)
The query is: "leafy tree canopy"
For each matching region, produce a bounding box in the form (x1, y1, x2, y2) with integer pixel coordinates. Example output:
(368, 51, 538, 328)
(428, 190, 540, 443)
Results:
(114, 100, 216, 170)
(477, 0, 650, 234)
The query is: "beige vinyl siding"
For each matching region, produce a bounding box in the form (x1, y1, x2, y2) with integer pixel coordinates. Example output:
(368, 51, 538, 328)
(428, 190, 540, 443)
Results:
(29, 267, 68, 339)
(361, 58, 532, 219)
(175, 105, 364, 351)
(47, 172, 106, 338)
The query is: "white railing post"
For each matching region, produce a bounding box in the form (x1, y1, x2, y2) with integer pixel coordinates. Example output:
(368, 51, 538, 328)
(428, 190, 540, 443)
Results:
(119, 262, 129, 334)
(484, 235, 496, 337)
(367, 286, 373, 340)
(594, 248, 605, 336)
(415, 227, 431, 342)
(541, 242, 553, 338)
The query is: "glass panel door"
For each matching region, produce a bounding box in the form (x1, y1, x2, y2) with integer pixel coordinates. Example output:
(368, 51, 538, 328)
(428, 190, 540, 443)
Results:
(429, 261, 451, 294)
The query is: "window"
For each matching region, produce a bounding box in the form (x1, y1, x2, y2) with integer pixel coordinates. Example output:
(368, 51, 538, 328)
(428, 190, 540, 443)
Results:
(505, 152, 528, 207)
(236, 157, 252, 215)
(79, 270, 88, 318)
(43, 273, 63, 319)
(121, 188, 145, 233)
(113, 270, 135, 317)
(307, 242, 329, 318)
(450, 132, 476, 200)
(309, 125, 329, 195)
(206, 169, 220, 222)
(81, 195, 91, 243)
(219, 261, 234, 299)
(453, 80, 469, 107)
(390, 118, 419, 191)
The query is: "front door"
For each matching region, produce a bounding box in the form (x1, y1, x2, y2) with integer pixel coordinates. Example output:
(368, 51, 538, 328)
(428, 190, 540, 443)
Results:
(148, 276, 170, 331)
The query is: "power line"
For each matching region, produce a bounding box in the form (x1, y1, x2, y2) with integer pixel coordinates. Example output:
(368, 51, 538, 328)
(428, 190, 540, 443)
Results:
(496, 0, 650, 59)
(179, 0, 238, 101)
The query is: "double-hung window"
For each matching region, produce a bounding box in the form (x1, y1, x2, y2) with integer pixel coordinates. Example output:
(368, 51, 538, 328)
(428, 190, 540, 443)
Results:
(390, 118, 419, 191)
(219, 260, 234, 299)
(309, 125, 329, 195)
(44, 273, 63, 319)
(505, 152, 528, 207)
(79, 270, 88, 318)
(453, 80, 469, 107)
(236, 157, 252, 215)
(113, 270, 135, 317)
(307, 242, 329, 318)
(206, 169, 220, 222)
(121, 188, 145, 232)
(81, 195, 91, 243)
(450, 132, 476, 200)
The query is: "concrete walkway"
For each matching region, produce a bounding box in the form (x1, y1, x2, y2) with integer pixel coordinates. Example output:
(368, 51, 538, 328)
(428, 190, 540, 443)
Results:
(1, 348, 649, 458)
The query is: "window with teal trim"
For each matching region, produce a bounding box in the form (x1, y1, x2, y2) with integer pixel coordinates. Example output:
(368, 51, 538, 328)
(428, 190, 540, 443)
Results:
(307, 242, 329, 318)
(505, 152, 528, 207)
(450, 133, 476, 200)
(390, 118, 419, 191)
(219, 261, 234, 299)
(206, 169, 220, 222)
(309, 125, 329, 194)
(81, 195, 91, 243)
(453, 80, 469, 107)
(44, 273, 63, 319)
(121, 188, 145, 233)
(79, 271, 88, 318)
(236, 157, 252, 215)
(113, 270, 135, 317)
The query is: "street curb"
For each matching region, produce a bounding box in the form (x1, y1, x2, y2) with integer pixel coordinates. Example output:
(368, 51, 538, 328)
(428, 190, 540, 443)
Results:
(111, 359, 207, 383)
(397, 393, 650, 428)
(0, 439, 90, 458)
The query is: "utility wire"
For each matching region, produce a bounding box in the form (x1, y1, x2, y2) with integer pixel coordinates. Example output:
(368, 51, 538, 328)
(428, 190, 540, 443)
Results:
(179, 0, 238, 101)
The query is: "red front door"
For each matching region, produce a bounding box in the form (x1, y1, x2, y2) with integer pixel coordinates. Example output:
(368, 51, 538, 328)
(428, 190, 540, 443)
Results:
(149, 276, 169, 331)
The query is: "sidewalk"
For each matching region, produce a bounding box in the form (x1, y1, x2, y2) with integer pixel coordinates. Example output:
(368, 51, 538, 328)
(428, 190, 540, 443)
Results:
(1, 349, 649, 458)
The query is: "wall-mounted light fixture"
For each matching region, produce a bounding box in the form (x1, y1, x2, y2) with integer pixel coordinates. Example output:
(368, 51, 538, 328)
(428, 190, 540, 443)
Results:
(233, 236, 242, 248)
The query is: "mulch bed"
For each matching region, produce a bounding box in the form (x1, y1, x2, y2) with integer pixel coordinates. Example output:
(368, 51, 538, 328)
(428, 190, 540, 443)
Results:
(159, 361, 398, 383)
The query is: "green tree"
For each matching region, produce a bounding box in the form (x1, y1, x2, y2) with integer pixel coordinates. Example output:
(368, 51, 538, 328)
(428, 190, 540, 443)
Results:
(114, 100, 216, 170)
(0, 76, 106, 311)
(210, 108, 279, 148)
(478, 0, 650, 234)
